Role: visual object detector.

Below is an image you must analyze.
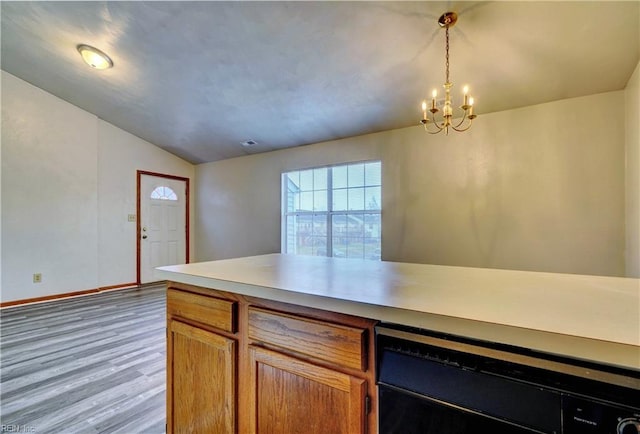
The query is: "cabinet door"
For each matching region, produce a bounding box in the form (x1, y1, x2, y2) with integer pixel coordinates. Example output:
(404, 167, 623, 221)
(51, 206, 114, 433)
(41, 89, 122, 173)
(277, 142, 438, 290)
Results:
(248, 346, 367, 434)
(168, 319, 236, 433)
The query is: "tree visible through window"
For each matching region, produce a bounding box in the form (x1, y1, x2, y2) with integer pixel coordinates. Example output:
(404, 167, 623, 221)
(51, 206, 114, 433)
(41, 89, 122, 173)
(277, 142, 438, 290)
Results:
(150, 186, 178, 201)
(282, 161, 381, 260)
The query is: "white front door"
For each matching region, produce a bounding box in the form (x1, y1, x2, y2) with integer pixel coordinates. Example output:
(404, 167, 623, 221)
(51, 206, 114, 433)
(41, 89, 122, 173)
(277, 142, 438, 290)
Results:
(140, 175, 187, 283)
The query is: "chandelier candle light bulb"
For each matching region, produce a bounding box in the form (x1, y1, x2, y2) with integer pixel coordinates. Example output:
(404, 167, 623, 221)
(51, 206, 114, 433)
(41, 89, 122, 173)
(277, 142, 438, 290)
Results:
(419, 12, 477, 135)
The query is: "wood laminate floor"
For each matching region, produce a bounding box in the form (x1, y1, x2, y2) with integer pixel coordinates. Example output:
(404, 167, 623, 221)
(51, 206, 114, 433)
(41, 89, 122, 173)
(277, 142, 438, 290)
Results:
(0, 285, 167, 434)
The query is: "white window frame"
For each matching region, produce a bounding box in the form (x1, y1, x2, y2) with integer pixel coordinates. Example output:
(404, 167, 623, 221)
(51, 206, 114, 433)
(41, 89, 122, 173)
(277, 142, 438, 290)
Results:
(281, 161, 381, 260)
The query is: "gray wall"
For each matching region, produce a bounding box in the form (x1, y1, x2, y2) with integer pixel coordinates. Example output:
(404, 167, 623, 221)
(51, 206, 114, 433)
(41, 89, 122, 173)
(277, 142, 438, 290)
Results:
(195, 90, 629, 277)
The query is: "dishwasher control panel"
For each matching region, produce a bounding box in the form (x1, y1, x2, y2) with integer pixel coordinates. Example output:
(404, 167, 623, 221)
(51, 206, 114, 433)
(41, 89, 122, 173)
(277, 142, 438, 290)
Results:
(563, 395, 640, 433)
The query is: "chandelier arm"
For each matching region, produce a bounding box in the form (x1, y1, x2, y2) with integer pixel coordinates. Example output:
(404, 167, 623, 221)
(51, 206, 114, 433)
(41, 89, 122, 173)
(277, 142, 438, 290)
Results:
(427, 112, 446, 132)
(425, 125, 445, 134)
(424, 121, 444, 134)
(423, 115, 444, 134)
(450, 118, 474, 132)
(452, 111, 469, 129)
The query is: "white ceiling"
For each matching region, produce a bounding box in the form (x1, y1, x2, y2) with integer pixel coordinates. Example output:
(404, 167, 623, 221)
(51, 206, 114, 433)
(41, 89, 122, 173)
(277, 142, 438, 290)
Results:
(2, 1, 639, 164)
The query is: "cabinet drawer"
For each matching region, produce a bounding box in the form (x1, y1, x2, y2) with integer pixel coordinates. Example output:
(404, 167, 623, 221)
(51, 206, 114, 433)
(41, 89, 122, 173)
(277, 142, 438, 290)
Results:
(168, 288, 236, 333)
(248, 307, 367, 371)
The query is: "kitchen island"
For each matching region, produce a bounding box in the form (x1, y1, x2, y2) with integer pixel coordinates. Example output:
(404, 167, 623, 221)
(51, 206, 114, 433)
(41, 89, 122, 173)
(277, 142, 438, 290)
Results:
(156, 254, 640, 433)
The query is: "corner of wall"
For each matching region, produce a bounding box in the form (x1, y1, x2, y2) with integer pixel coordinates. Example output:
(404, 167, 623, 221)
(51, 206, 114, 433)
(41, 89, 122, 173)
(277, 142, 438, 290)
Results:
(625, 60, 640, 277)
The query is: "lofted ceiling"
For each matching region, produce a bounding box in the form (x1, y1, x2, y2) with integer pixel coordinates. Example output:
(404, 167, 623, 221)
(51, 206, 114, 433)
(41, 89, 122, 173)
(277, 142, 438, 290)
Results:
(1, 1, 639, 164)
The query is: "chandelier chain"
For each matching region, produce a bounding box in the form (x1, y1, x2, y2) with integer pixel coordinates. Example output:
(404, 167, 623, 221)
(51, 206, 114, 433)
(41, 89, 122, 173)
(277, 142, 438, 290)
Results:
(445, 26, 450, 84)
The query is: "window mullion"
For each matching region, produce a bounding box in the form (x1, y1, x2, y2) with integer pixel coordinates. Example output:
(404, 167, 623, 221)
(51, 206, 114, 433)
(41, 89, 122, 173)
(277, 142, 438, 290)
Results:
(327, 167, 333, 257)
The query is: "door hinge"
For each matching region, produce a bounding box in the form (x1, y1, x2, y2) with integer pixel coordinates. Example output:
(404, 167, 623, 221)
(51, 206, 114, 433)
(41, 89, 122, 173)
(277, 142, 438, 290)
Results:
(365, 394, 371, 414)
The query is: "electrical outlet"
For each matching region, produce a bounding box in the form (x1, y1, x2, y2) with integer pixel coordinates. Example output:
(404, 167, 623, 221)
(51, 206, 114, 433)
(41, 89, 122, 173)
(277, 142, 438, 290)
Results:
(128, 214, 136, 222)
(33, 273, 42, 283)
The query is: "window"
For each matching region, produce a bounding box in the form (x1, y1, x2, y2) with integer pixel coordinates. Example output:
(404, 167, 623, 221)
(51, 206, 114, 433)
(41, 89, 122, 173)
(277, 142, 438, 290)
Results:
(282, 161, 381, 260)
(150, 186, 178, 200)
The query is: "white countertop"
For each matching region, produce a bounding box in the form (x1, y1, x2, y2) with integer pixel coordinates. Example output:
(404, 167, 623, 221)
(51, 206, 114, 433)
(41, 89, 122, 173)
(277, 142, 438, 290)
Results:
(156, 254, 640, 371)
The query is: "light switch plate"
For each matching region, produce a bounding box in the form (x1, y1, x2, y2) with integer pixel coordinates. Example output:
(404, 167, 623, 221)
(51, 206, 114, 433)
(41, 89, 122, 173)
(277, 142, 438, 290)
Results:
(128, 214, 136, 222)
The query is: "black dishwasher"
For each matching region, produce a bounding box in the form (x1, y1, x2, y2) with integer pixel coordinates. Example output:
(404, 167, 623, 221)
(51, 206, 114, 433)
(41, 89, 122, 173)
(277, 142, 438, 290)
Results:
(376, 324, 640, 434)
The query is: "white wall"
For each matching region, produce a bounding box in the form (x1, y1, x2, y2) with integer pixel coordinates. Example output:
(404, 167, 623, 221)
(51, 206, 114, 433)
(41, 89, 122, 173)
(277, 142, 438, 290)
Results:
(625, 61, 640, 277)
(97, 121, 194, 288)
(195, 90, 627, 277)
(1, 71, 194, 303)
(2, 72, 99, 301)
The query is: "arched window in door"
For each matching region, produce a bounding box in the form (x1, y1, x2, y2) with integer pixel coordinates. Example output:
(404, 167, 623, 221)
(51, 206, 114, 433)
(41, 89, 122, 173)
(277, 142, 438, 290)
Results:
(150, 186, 178, 201)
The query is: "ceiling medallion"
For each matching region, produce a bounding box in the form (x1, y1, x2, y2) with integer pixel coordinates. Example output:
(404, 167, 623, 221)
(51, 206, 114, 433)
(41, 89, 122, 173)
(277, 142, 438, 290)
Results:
(420, 12, 476, 135)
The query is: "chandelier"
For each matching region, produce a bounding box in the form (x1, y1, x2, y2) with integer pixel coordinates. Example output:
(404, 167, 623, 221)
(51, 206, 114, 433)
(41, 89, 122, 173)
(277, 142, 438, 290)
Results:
(420, 12, 476, 134)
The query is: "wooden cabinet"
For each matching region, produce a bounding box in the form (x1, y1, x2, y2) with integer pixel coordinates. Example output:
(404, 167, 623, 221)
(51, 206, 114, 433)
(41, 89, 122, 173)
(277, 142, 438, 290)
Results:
(248, 346, 366, 434)
(167, 320, 236, 433)
(167, 287, 239, 434)
(247, 306, 371, 433)
(167, 288, 236, 332)
(248, 307, 367, 371)
(166, 283, 377, 434)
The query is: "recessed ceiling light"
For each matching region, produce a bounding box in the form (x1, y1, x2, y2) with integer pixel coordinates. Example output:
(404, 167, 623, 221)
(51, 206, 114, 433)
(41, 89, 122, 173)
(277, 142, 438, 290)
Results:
(77, 44, 113, 70)
(241, 140, 258, 147)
